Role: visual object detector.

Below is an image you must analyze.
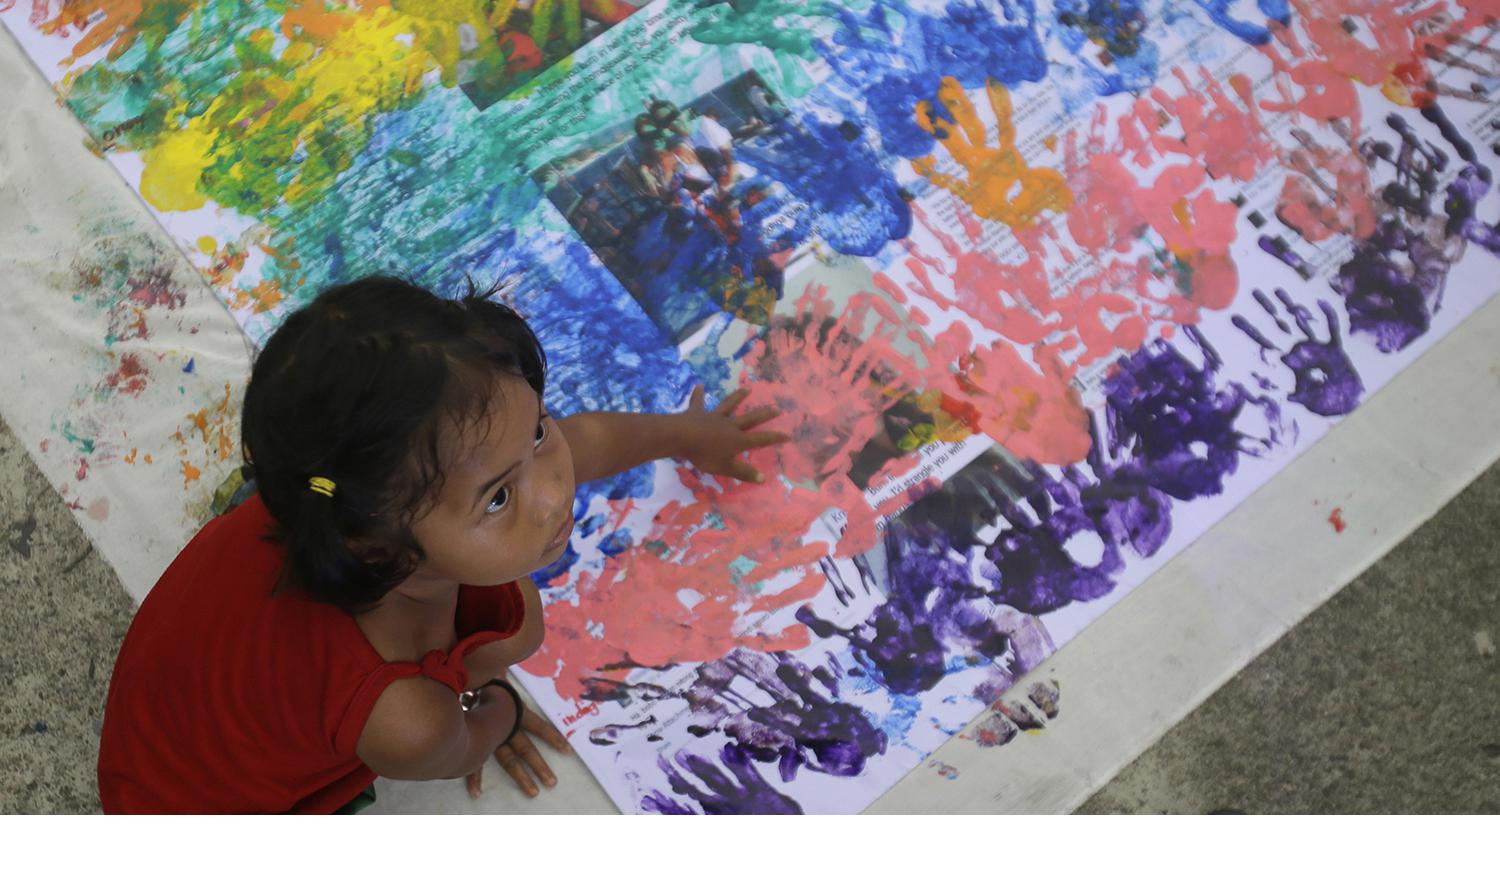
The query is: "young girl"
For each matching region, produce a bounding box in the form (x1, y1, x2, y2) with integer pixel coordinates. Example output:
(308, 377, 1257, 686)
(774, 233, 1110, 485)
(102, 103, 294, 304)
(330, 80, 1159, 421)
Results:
(96, 275, 788, 813)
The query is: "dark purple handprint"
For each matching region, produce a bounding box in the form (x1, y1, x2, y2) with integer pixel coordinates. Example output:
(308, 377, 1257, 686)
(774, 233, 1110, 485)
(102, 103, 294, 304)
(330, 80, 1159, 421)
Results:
(643, 742, 804, 815)
(798, 580, 949, 696)
(1362, 113, 1449, 221)
(1329, 219, 1452, 353)
(817, 509, 879, 606)
(1103, 327, 1284, 501)
(1443, 164, 1500, 253)
(1423, 104, 1500, 256)
(979, 466, 1125, 614)
(800, 458, 1060, 696)
(710, 655, 887, 781)
(590, 717, 659, 747)
(1233, 289, 1364, 416)
(1328, 103, 1500, 355)
(594, 649, 888, 784)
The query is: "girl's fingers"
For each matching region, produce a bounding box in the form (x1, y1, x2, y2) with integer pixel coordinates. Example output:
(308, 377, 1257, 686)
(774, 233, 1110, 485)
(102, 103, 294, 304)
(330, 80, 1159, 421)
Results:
(688, 384, 706, 411)
(733, 407, 781, 429)
(512, 737, 558, 790)
(495, 743, 539, 798)
(727, 460, 765, 483)
(466, 770, 483, 800)
(716, 388, 750, 415)
(745, 430, 792, 448)
(526, 709, 572, 754)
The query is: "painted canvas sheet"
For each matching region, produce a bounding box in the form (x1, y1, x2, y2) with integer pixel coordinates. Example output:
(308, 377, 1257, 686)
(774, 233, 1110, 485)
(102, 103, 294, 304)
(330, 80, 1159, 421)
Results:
(7, 0, 1500, 812)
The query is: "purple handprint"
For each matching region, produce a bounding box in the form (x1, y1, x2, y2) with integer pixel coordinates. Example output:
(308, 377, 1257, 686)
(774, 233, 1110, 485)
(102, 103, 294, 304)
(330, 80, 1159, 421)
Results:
(643, 742, 804, 815)
(798, 580, 949, 696)
(1233, 289, 1364, 417)
(1103, 327, 1285, 501)
(710, 655, 887, 781)
(1329, 218, 1452, 353)
(800, 455, 1062, 696)
(589, 717, 659, 747)
(1325, 104, 1489, 353)
(817, 509, 879, 607)
(1362, 113, 1448, 222)
(979, 466, 1126, 614)
(593, 649, 889, 782)
(1422, 104, 1500, 256)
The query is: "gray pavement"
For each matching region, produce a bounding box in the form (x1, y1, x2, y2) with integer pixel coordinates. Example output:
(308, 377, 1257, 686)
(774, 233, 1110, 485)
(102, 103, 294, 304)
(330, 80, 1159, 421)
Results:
(1, 416, 133, 814)
(1079, 458, 1500, 814)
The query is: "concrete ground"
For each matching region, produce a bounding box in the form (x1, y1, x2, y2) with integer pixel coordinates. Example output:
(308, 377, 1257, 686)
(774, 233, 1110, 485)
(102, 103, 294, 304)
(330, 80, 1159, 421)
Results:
(1, 411, 1496, 814)
(1080, 461, 1500, 815)
(0, 416, 134, 814)
(1080, 455, 1500, 814)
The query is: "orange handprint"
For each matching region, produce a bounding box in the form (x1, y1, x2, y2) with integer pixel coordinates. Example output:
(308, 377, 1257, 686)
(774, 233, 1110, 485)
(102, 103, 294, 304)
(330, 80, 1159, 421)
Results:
(912, 77, 1071, 229)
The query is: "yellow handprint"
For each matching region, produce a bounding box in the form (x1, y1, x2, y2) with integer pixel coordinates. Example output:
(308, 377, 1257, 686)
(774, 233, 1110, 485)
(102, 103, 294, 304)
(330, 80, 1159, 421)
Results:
(913, 77, 1071, 228)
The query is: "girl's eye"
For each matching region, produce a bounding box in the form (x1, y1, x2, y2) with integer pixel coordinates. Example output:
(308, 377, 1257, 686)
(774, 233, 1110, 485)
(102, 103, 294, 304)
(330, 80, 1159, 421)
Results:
(485, 486, 511, 515)
(534, 418, 548, 447)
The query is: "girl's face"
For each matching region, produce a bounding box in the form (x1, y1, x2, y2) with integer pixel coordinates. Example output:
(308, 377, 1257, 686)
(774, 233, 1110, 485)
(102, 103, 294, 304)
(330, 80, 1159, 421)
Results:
(407, 374, 575, 588)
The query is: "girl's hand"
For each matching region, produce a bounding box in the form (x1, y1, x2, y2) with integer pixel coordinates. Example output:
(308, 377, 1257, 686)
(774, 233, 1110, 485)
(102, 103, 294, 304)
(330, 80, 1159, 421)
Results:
(676, 386, 791, 483)
(465, 704, 572, 799)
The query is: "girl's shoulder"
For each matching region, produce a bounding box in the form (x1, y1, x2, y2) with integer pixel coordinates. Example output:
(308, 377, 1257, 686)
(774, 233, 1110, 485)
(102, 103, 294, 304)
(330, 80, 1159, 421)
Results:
(140, 493, 366, 652)
(153, 492, 282, 596)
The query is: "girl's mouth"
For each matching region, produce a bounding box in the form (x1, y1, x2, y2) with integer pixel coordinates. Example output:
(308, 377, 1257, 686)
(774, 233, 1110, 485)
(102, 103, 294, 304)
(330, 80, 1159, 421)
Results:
(544, 515, 574, 552)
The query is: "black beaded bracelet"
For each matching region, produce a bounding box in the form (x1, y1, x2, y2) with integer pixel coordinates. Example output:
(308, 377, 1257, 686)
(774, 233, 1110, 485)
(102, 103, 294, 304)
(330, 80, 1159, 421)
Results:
(456, 680, 526, 746)
(486, 679, 526, 746)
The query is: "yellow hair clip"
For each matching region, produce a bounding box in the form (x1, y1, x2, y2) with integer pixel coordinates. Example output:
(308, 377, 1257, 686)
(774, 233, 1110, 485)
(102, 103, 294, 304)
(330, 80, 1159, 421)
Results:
(308, 476, 337, 498)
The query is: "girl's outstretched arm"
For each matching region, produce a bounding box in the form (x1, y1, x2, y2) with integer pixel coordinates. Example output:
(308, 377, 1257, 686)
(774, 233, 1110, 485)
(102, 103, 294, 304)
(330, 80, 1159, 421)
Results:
(557, 386, 789, 484)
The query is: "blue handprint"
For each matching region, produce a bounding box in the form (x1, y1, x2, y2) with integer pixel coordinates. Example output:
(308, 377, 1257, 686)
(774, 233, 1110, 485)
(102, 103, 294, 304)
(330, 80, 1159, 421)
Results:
(1191, 0, 1292, 47)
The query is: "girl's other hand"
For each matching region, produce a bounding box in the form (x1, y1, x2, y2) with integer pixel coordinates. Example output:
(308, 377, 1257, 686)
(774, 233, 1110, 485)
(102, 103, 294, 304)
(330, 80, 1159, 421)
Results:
(677, 385, 791, 483)
(465, 705, 571, 799)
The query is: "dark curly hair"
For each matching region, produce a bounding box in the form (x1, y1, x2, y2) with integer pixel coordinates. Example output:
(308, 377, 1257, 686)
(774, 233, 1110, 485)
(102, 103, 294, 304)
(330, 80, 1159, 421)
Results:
(240, 275, 546, 613)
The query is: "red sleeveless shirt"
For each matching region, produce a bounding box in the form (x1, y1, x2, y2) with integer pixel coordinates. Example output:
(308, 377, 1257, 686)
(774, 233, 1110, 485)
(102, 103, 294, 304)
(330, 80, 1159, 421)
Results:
(97, 494, 526, 813)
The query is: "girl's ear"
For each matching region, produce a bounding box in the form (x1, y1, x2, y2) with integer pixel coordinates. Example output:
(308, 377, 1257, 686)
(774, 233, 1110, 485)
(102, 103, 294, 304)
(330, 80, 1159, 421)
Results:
(346, 536, 394, 563)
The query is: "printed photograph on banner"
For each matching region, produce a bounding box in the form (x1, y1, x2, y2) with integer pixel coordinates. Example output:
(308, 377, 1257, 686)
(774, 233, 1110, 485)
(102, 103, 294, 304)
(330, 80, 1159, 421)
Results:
(456, 0, 653, 109)
(535, 71, 811, 342)
(536, 69, 919, 347)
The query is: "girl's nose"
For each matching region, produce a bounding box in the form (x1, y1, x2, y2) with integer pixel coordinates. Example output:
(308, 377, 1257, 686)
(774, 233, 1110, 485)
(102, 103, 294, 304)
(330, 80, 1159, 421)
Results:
(535, 471, 572, 526)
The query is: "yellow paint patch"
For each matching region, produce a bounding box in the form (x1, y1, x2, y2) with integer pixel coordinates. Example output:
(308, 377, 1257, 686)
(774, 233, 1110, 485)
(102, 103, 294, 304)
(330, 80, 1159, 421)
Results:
(139, 125, 217, 212)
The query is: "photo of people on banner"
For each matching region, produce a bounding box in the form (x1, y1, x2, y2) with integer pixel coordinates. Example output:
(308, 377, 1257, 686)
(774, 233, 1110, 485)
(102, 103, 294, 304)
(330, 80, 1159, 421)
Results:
(540, 72, 909, 347)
